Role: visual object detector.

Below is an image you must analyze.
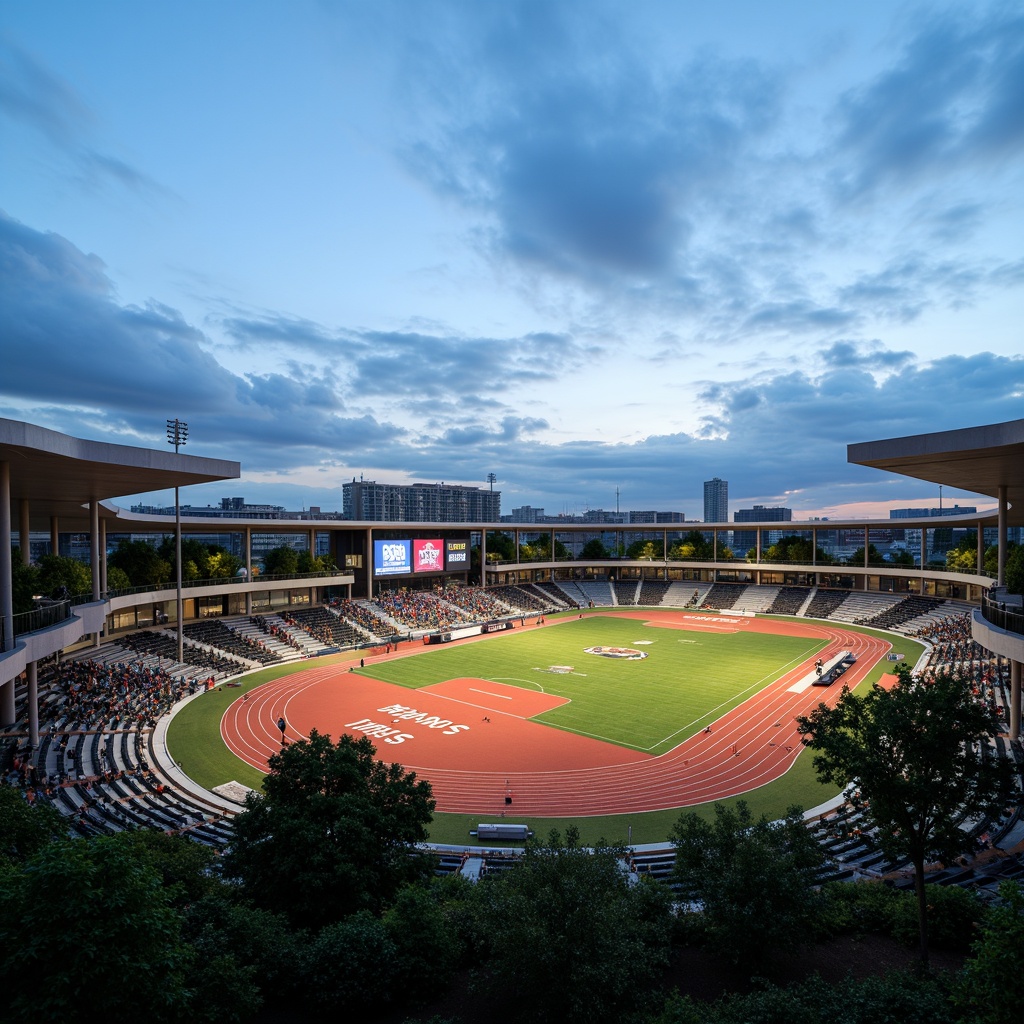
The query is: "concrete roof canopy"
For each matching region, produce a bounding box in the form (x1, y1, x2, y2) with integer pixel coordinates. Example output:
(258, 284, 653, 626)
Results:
(0, 418, 240, 532)
(848, 420, 1024, 527)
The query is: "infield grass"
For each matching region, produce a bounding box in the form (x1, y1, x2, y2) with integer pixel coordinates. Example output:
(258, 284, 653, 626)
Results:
(351, 615, 826, 755)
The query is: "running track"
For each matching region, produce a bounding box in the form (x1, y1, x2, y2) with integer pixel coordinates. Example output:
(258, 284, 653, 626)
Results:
(221, 612, 892, 817)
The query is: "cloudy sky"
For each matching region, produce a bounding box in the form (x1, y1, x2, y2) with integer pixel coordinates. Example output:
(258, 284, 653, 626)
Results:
(2, 1, 1021, 520)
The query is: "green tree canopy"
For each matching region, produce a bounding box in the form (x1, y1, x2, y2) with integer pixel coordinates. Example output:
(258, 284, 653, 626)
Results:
(35, 553, 92, 598)
(846, 543, 885, 567)
(262, 545, 300, 575)
(10, 549, 38, 613)
(472, 827, 674, 1024)
(1005, 542, 1024, 594)
(579, 538, 610, 559)
(223, 730, 436, 929)
(627, 539, 661, 560)
(797, 666, 1020, 966)
(485, 531, 516, 563)
(109, 538, 172, 587)
(670, 801, 824, 974)
(0, 835, 192, 1023)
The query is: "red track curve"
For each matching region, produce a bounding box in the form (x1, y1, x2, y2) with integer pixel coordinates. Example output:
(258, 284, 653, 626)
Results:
(220, 612, 892, 817)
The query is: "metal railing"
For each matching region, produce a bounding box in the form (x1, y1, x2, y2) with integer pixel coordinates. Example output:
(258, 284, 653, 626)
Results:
(982, 590, 1024, 637)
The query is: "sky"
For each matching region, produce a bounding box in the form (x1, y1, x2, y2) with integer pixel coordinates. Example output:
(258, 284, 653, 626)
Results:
(1, 1, 1022, 521)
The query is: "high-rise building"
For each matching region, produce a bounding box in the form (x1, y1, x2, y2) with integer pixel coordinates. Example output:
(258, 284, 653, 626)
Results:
(703, 478, 729, 523)
(342, 480, 500, 522)
(733, 505, 793, 553)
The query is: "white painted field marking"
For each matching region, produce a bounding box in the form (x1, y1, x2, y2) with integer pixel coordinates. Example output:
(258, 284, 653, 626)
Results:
(470, 688, 513, 700)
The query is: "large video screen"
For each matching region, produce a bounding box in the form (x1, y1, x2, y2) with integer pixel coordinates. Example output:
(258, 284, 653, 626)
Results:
(413, 538, 444, 573)
(374, 539, 411, 577)
(445, 538, 469, 570)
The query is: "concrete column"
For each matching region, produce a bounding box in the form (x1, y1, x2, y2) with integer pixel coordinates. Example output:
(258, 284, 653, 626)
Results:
(812, 528, 817, 567)
(365, 527, 373, 598)
(976, 524, 984, 577)
(481, 529, 488, 587)
(998, 485, 1007, 586)
(50, 515, 59, 558)
(27, 662, 38, 748)
(0, 461, 13, 653)
(0, 679, 13, 728)
(864, 526, 869, 591)
(1011, 660, 1021, 743)
(244, 527, 252, 614)
(90, 499, 100, 600)
(100, 519, 107, 594)
(19, 499, 29, 563)
(756, 527, 761, 564)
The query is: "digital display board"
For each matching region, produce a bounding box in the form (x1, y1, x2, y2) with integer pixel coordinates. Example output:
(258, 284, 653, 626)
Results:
(445, 538, 469, 570)
(374, 539, 411, 577)
(413, 538, 444, 573)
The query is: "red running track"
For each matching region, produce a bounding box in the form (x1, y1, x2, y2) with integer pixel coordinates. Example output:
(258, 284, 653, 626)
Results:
(221, 612, 892, 817)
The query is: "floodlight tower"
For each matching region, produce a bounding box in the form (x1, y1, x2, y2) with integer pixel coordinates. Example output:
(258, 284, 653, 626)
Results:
(166, 418, 188, 663)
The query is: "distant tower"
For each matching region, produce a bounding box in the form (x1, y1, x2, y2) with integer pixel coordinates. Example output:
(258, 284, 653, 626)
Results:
(487, 472, 497, 491)
(703, 478, 729, 523)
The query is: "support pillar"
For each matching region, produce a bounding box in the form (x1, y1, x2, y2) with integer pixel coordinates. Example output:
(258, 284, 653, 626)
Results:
(1, 461, 14, 653)
(100, 519, 107, 595)
(244, 527, 252, 615)
(50, 515, 59, 558)
(997, 486, 1007, 586)
(977, 523, 984, 577)
(90, 499, 101, 646)
(864, 526, 869, 590)
(27, 662, 38, 748)
(0, 679, 13, 728)
(481, 529, 488, 588)
(19, 499, 30, 563)
(365, 527, 374, 599)
(1011, 660, 1021, 743)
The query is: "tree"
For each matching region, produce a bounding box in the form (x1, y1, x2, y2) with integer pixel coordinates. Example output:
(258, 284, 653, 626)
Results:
(888, 547, 916, 567)
(223, 729, 435, 929)
(0, 786, 66, 868)
(35, 553, 92, 599)
(797, 666, 1019, 966)
(670, 530, 713, 561)
(485, 532, 516, 563)
(945, 532, 978, 572)
(109, 538, 172, 586)
(1005, 542, 1024, 594)
(846, 543, 885, 567)
(670, 801, 824, 973)
(10, 549, 38, 613)
(472, 827, 673, 1024)
(262, 545, 300, 575)
(952, 881, 1024, 1024)
(579, 538, 610, 560)
(627, 539, 661, 560)
(0, 835, 192, 1022)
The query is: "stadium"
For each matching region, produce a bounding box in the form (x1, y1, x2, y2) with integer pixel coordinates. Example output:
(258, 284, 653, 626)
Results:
(2, 416, 1022, 852)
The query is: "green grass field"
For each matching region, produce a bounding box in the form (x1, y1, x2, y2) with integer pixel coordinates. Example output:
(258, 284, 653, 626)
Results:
(354, 616, 826, 755)
(166, 611, 925, 845)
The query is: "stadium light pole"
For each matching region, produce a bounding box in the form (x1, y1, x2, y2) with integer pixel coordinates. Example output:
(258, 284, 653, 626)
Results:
(167, 418, 188, 664)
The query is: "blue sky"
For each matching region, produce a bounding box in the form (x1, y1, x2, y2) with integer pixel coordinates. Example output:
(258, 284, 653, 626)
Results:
(1, 1, 1021, 520)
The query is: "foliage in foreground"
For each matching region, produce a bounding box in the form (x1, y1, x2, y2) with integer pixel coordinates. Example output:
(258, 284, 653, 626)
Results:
(671, 801, 824, 974)
(222, 729, 436, 929)
(472, 827, 675, 1023)
(798, 665, 1019, 965)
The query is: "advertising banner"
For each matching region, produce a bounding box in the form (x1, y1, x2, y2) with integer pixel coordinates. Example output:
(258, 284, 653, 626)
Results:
(445, 538, 470, 570)
(413, 538, 444, 573)
(374, 539, 412, 577)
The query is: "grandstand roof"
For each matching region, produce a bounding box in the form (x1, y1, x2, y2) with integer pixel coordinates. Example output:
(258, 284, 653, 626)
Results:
(848, 419, 1024, 526)
(0, 418, 240, 531)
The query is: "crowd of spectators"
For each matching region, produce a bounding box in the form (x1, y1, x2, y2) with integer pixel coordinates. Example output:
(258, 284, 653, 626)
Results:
(331, 598, 393, 640)
(250, 614, 307, 654)
(185, 619, 282, 666)
(373, 588, 470, 631)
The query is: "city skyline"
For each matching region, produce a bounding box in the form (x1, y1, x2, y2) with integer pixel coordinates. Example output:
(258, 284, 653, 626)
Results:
(1, 2, 1021, 519)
